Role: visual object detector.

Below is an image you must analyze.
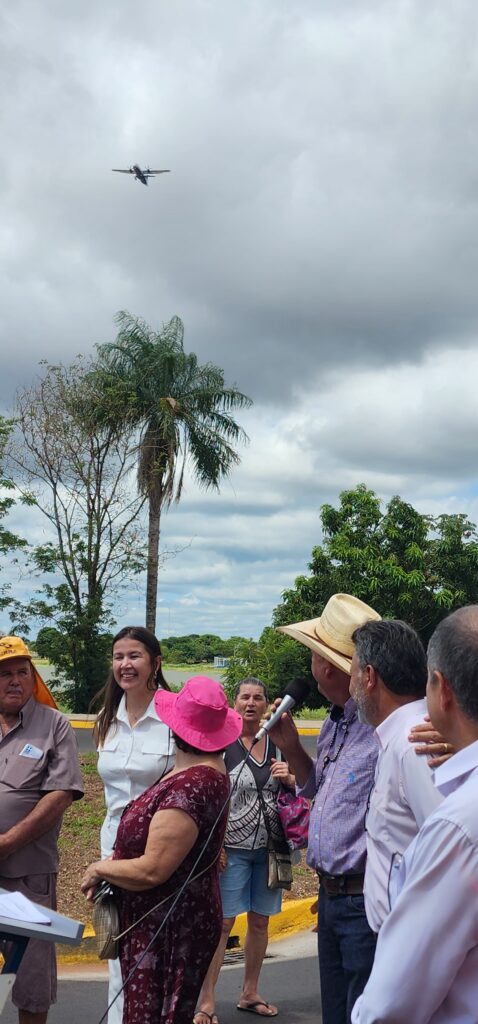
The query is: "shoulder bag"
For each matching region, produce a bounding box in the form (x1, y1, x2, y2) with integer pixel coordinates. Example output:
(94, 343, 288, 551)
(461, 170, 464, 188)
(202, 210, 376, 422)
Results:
(276, 788, 310, 851)
(257, 789, 292, 891)
(91, 842, 224, 960)
(92, 882, 120, 960)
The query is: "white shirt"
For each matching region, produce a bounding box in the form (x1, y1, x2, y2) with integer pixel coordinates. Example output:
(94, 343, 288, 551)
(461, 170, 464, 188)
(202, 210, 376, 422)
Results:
(97, 695, 175, 856)
(352, 738, 478, 1023)
(364, 698, 442, 932)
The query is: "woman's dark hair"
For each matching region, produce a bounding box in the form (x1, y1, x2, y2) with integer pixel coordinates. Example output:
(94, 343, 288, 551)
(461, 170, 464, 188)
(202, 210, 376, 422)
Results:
(92, 626, 170, 747)
(233, 676, 269, 702)
(172, 731, 225, 757)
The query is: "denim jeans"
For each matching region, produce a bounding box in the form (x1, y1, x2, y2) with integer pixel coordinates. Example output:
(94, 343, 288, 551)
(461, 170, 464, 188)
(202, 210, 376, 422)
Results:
(318, 889, 377, 1024)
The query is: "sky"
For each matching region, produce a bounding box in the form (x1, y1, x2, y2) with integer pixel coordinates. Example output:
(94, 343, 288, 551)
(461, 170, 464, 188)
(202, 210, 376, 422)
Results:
(2, 0, 478, 641)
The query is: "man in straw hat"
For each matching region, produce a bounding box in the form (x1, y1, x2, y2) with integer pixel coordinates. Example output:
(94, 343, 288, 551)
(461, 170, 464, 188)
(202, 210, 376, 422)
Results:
(352, 605, 478, 1022)
(267, 594, 382, 1024)
(0, 636, 84, 1024)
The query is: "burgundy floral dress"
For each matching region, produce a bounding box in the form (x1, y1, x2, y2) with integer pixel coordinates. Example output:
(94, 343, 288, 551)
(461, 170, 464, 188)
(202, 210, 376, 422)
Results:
(113, 766, 229, 1024)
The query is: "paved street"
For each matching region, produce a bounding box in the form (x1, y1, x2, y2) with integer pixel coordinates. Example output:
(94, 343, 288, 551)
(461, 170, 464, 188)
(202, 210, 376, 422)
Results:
(0, 933, 321, 1024)
(73, 723, 320, 757)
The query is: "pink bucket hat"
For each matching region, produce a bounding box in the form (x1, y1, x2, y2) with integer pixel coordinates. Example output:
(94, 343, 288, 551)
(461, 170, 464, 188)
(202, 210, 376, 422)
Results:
(154, 676, 243, 752)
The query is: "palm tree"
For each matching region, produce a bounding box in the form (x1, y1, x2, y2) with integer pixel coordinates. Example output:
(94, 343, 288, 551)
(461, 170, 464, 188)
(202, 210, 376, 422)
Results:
(96, 312, 252, 632)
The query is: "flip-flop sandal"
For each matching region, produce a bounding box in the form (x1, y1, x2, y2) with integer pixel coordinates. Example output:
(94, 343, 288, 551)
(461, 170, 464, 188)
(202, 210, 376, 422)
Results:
(236, 1002, 278, 1017)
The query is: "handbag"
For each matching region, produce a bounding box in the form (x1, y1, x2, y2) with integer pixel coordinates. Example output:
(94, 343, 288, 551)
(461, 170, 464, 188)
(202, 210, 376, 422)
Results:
(267, 847, 293, 890)
(91, 846, 222, 961)
(92, 883, 120, 960)
(257, 789, 293, 891)
(276, 788, 310, 851)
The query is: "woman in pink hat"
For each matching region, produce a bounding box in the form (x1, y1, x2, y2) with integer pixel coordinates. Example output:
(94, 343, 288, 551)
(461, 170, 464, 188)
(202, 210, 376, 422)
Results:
(81, 676, 242, 1024)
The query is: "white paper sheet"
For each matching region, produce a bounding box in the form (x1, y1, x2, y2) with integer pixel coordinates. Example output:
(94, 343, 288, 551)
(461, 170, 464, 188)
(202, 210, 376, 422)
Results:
(0, 891, 51, 925)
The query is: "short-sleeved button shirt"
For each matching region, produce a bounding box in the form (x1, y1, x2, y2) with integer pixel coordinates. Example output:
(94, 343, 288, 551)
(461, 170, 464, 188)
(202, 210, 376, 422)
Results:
(0, 696, 84, 877)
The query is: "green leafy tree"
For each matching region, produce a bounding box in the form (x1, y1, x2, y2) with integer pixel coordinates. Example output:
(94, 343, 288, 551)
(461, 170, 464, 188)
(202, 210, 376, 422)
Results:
(94, 312, 252, 632)
(275, 484, 478, 643)
(223, 627, 317, 706)
(8, 359, 148, 709)
(230, 486, 478, 701)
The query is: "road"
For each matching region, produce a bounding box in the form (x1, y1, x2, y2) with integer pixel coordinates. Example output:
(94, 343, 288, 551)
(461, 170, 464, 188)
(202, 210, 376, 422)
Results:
(73, 723, 319, 757)
(0, 932, 321, 1024)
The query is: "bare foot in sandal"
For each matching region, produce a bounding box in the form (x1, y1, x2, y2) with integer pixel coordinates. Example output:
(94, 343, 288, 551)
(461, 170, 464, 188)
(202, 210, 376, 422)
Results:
(193, 1011, 219, 1024)
(237, 998, 278, 1016)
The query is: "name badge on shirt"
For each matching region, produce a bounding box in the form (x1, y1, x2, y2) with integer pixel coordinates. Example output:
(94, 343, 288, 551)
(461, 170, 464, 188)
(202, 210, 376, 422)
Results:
(19, 744, 43, 759)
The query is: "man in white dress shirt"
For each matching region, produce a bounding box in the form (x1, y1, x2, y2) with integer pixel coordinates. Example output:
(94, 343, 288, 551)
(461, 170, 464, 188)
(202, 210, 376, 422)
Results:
(352, 604, 478, 1023)
(349, 619, 442, 932)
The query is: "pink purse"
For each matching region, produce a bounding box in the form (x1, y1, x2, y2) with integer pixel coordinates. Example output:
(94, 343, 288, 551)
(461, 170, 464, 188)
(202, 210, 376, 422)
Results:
(276, 789, 310, 851)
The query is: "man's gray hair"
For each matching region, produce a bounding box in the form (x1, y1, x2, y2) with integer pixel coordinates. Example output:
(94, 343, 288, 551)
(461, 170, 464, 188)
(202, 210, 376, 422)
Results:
(353, 619, 426, 697)
(427, 605, 478, 720)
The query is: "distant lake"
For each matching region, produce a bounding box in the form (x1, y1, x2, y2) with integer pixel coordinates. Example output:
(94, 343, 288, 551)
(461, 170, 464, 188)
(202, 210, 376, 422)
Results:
(37, 664, 224, 687)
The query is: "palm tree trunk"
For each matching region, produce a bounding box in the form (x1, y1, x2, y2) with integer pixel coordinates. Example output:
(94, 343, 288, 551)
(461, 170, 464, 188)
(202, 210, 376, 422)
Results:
(146, 494, 161, 633)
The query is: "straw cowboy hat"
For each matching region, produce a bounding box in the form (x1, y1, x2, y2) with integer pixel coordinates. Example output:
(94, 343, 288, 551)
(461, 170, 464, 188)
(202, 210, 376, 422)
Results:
(277, 594, 381, 675)
(0, 636, 58, 708)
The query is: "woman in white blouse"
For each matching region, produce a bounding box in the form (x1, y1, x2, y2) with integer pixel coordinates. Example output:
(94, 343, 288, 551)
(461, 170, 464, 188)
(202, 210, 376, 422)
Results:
(94, 625, 176, 1024)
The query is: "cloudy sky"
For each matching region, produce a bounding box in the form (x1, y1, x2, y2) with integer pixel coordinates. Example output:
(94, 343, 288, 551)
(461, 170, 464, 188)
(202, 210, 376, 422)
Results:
(2, 0, 478, 641)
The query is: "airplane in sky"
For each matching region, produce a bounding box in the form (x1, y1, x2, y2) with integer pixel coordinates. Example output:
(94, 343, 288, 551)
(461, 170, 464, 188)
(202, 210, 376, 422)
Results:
(112, 165, 171, 186)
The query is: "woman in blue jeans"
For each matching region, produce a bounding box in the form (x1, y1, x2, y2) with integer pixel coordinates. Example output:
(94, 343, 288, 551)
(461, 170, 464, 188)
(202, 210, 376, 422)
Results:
(194, 677, 294, 1023)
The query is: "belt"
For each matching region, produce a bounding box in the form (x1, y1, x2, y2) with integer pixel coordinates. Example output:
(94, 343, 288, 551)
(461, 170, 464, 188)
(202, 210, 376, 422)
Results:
(317, 872, 365, 896)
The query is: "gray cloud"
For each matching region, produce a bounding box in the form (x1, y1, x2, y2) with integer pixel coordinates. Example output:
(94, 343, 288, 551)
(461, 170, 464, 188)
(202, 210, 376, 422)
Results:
(3, 0, 478, 406)
(3, 1, 478, 638)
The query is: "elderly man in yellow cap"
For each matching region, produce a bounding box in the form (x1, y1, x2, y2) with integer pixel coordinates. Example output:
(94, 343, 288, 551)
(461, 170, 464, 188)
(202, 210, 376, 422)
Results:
(267, 594, 381, 1024)
(0, 636, 84, 1024)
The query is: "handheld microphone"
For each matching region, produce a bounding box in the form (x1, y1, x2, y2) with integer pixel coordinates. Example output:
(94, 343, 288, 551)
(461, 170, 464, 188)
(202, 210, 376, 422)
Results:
(254, 677, 310, 742)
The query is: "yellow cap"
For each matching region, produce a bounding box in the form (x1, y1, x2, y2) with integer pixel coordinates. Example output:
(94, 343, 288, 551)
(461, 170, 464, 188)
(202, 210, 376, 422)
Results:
(0, 636, 58, 709)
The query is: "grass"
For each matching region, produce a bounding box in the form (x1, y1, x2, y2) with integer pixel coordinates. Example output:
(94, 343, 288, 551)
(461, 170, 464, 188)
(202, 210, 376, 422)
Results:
(59, 754, 103, 838)
(294, 706, 328, 720)
(57, 753, 104, 924)
(163, 662, 223, 673)
(58, 754, 104, 847)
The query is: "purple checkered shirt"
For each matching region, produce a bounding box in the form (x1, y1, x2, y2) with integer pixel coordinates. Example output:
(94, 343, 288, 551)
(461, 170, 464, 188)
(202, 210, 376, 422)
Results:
(297, 698, 378, 875)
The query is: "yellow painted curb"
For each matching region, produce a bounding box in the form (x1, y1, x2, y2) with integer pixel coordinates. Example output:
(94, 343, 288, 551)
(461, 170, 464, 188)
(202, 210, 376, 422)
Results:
(69, 720, 320, 733)
(231, 896, 317, 946)
(57, 897, 317, 963)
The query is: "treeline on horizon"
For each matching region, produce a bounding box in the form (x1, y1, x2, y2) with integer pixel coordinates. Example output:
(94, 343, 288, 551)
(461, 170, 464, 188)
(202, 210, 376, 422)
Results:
(160, 633, 249, 663)
(33, 629, 249, 667)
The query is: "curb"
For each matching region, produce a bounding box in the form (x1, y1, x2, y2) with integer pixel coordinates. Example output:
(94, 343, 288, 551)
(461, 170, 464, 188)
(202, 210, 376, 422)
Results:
(68, 716, 322, 730)
(57, 897, 317, 964)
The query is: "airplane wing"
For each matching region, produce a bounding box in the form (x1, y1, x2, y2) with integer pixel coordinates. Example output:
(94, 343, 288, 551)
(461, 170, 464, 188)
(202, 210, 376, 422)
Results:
(145, 169, 171, 175)
(112, 168, 133, 173)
